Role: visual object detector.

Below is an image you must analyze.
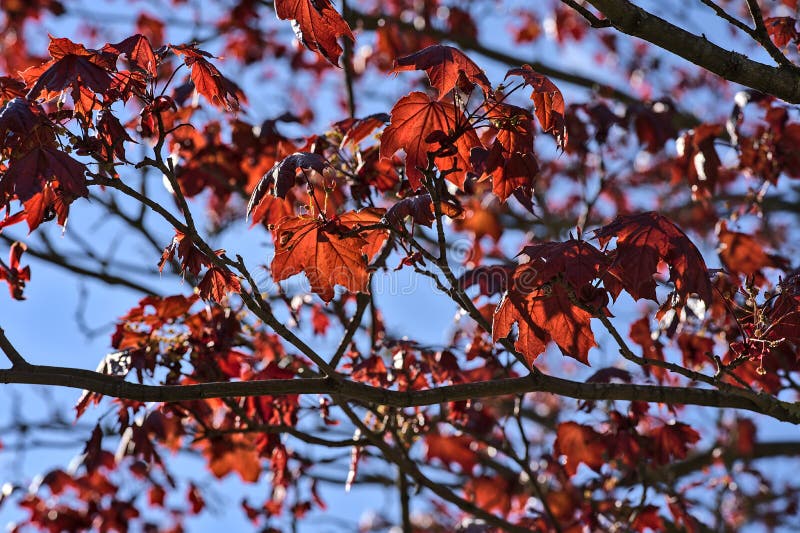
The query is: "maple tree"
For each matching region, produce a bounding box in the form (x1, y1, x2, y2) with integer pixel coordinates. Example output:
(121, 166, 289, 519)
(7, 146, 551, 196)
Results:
(1, 0, 800, 531)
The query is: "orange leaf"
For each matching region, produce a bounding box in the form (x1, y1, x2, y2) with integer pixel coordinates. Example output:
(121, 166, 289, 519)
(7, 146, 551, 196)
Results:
(270, 210, 387, 302)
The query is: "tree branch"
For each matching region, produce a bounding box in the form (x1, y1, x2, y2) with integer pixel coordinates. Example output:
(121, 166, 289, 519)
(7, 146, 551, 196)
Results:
(583, 0, 800, 103)
(338, 403, 531, 533)
(699, 0, 755, 37)
(0, 357, 797, 422)
(0, 234, 161, 295)
(0, 328, 30, 368)
(560, 0, 611, 28)
(744, 0, 798, 70)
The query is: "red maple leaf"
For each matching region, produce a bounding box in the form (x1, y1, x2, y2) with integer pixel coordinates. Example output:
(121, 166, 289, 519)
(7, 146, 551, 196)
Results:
(380, 91, 480, 190)
(677, 332, 714, 369)
(270, 209, 388, 302)
(764, 17, 798, 48)
(96, 110, 135, 163)
(554, 422, 607, 476)
(595, 212, 712, 306)
(25, 36, 116, 100)
(493, 240, 606, 365)
(384, 193, 463, 231)
(629, 316, 667, 381)
(22, 185, 72, 231)
(4, 146, 87, 202)
(764, 278, 800, 348)
(103, 34, 158, 77)
(198, 266, 242, 302)
(649, 422, 700, 464)
(492, 288, 548, 361)
(159, 231, 211, 277)
(171, 44, 242, 110)
(335, 113, 389, 148)
(0, 98, 48, 143)
(247, 194, 292, 228)
(202, 434, 261, 483)
(274, 0, 354, 65)
(465, 476, 514, 515)
(393, 45, 491, 99)
(632, 506, 665, 532)
(494, 282, 597, 365)
(506, 65, 567, 149)
(0, 76, 26, 102)
(519, 240, 608, 289)
(717, 221, 787, 277)
(424, 433, 479, 473)
(0, 241, 30, 300)
(471, 102, 539, 202)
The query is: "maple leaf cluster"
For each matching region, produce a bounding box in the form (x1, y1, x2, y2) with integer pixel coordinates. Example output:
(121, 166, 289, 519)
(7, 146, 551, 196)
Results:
(2, 0, 800, 532)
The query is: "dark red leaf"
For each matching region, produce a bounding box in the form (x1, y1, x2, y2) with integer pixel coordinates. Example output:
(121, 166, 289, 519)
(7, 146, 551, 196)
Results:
(506, 65, 567, 148)
(393, 45, 491, 99)
(650, 422, 700, 464)
(595, 212, 712, 306)
(103, 34, 158, 77)
(247, 152, 328, 212)
(554, 422, 607, 476)
(274, 0, 354, 65)
(198, 267, 242, 302)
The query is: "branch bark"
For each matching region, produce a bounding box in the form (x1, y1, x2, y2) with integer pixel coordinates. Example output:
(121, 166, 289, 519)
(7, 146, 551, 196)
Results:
(583, 0, 800, 103)
(0, 359, 797, 423)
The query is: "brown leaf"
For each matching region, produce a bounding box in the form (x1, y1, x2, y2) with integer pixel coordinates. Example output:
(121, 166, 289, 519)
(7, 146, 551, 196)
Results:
(247, 152, 327, 213)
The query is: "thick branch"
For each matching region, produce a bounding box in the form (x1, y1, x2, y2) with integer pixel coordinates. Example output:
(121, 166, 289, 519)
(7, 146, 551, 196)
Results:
(0, 362, 798, 423)
(584, 0, 800, 103)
